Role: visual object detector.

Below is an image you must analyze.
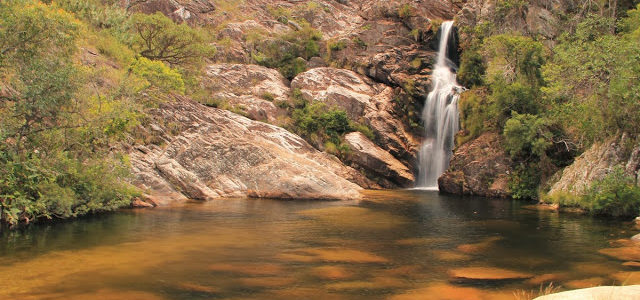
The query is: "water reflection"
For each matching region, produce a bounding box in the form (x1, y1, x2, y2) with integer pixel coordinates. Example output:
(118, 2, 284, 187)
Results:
(0, 190, 636, 299)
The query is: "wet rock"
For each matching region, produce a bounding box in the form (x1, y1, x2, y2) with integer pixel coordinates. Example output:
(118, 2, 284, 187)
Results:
(131, 198, 154, 208)
(534, 285, 640, 300)
(208, 263, 284, 276)
(310, 266, 353, 280)
(456, 236, 502, 254)
(623, 261, 640, 268)
(564, 277, 607, 289)
(448, 267, 533, 282)
(174, 282, 219, 294)
(599, 247, 640, 262)
(344, 132, 414, 187)
(439, 133, 513, 197)
(611, 271, 640, 285)
(294, 247, 388, 263)
(526, 273, 567, 286)
(129, 98, 367, 203)
(390, 283, 514, 300)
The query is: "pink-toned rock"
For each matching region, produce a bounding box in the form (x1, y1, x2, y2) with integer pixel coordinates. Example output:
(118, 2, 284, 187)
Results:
(129, 98, 369, 203)
(439, 133, 513, 198)
(344, 132, 414, 187)
(291, 67, 419, 172)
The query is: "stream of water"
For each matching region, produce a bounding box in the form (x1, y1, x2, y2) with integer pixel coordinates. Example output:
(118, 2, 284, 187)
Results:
(0, 190, 635, 299)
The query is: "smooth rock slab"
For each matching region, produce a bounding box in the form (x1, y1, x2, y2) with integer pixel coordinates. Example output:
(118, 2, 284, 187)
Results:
(534, 285, 640, 300)
(129, 99, 368, 203)
(448, 267, 533, 282)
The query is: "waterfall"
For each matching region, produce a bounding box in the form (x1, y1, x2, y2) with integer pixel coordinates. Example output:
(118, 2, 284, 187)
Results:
(416, 21, 461, 188)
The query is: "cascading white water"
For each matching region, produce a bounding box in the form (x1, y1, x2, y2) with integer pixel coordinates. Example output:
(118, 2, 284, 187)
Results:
(417, 21, 461, 188)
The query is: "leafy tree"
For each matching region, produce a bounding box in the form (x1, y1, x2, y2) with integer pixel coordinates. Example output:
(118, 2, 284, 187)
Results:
(503, 113, 550, 160)
(483, 33, 545, 87)
(0, 1, 139, 225)
(131, 12, 215, 68)
(130, 57, 186, 94)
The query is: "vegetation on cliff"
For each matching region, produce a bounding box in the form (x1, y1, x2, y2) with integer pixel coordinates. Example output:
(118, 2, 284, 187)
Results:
(0, 0, 214, 225)
(456, 0, 640, 215)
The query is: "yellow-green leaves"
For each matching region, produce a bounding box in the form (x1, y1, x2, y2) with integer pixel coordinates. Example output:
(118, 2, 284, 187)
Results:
(130, 57, 186, 94)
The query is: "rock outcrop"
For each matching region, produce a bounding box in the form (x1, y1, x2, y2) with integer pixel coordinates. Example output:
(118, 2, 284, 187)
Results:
(203, 64, 290, 124)
(129, 98, 370, 205)
(291, 67, 420, 170)
(344, 132, 414, 188)
(455, 0, 576, 46)
(549, 135, 640, 196)
(438, 133, 512, 197)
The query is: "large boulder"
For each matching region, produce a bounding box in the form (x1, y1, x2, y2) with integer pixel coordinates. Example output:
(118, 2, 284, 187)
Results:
(129, 97, 370, 205)
(549, 135, 640, 196)
(344, 132, 414, 188)
(438, 133, 512, 197)
(291, 67, 420, 171)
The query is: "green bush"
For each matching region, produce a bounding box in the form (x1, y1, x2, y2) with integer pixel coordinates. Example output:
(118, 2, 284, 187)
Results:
(503, 113, 550, 159)
(457, 88, 490, 144)
(130, 12, 215, 68)
(130, 57, 186, 94)
(251, 21, 322, 79)
(457, 46, 485, 87)
(581, 167, 640, 217)
(489, 80, 541, 128)
(508, 164, 542, 200)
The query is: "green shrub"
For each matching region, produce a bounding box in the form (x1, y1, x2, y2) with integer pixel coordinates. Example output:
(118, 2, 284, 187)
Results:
(251, 21, 322, 79)
(457, 88, 490, 144)
(130, 57, 186, 94)
(328, 40, 347, 51)
(581, 167, 640, 217)
(457, 46, 485, 87)
(261, 92, 276, 101)
(398, 4, 414, 19)
(503, 113, 550, 159)
(508, 164, 542, 200)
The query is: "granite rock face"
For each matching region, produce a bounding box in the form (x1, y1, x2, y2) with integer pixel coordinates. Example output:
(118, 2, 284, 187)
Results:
(291, 67, 420, 171)
(203, 64, 290, 124)
(344, 132, 414, 188)
(129, 98, 370, 205)
(438, 133, 513, 198)
(548, 135, 640, 196)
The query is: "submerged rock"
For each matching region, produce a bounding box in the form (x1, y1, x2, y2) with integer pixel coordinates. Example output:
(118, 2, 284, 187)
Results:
(129, 98, 368, 204)
(438, 133, 512, 197)
(448, 267, 533, 282)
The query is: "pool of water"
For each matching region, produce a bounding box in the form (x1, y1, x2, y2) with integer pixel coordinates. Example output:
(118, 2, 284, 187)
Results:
(0, 190, 636, 299)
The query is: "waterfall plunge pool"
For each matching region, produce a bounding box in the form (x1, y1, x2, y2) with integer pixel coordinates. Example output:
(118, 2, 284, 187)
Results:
(0, 190, 637, 299)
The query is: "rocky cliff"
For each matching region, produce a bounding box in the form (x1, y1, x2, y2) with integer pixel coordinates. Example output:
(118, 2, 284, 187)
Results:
(548, 135, 640, 196)
(120, 0, 474, 204)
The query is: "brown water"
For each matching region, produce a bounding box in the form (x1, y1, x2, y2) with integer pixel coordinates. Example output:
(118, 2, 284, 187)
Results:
(0, 190, 637, 299)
